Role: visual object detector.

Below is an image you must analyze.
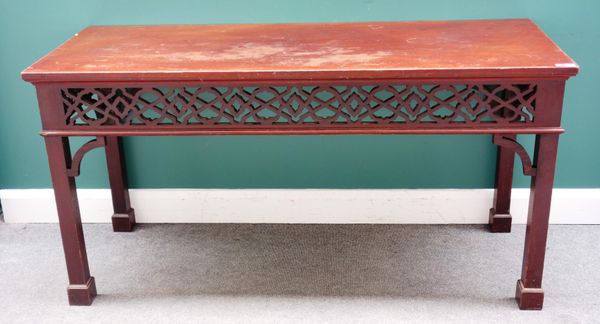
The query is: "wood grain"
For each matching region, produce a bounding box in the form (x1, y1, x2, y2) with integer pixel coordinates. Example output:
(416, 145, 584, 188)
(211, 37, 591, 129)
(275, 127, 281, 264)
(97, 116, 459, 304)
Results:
(22, 19, 578, 83)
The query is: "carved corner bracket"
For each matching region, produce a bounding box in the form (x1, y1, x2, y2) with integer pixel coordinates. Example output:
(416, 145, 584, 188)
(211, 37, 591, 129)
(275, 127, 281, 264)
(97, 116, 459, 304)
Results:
(67, 137, 106, 177)
(492, 135, 536, 176)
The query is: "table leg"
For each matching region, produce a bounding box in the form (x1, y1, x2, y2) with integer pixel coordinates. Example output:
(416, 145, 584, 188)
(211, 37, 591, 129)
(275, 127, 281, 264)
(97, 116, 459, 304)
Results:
(516, 133, 559, 310)
(489, 134, 516, 233)
(105, 136, 136, 232)
(45, 136, 97, 305)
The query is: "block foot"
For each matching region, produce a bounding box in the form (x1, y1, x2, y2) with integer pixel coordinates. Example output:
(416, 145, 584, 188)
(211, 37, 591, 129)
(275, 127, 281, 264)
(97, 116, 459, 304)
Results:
(489, 208, 512, 233)
(112, 208, 136, 232)
(515, 279, 544, 310)
(67, 277, 97, 306)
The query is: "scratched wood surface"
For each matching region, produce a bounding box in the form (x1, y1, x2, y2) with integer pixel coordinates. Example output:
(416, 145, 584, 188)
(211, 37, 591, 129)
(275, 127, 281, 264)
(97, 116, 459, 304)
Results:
(22, 19, 578, 83)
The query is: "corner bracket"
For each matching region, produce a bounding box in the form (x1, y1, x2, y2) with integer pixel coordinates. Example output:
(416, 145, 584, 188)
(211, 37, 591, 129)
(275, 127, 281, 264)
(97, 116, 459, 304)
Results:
(492, 135, 536, 176)
(67, 137, 106, 177)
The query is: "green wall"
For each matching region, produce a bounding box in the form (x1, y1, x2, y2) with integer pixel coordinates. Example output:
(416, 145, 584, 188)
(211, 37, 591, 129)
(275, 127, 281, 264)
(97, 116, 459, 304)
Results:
(0, 0, 598, 189)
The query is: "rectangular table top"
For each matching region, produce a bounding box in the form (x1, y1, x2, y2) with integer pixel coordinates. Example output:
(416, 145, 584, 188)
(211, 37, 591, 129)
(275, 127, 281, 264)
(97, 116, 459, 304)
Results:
(22, 19, 578, 83)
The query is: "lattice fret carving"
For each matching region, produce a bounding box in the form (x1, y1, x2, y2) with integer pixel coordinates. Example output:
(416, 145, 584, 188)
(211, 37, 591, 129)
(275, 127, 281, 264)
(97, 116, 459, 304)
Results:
(60, 84, 537, 127)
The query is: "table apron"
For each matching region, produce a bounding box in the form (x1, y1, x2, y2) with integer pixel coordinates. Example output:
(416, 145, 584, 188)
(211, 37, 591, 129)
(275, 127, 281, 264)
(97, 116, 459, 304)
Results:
(34, 79, 567, 135)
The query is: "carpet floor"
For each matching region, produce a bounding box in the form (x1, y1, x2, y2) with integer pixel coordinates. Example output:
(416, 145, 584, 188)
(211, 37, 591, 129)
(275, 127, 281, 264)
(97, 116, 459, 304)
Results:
(0, 223, 599, 323)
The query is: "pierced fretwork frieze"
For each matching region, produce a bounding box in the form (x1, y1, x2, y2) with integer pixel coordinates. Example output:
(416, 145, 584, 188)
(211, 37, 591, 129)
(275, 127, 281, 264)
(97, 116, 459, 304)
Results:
(60, 84, 537, 127)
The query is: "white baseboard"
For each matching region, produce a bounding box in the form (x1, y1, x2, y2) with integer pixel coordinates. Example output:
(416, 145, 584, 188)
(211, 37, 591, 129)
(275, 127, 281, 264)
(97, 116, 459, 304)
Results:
(0, 189, 598, 224)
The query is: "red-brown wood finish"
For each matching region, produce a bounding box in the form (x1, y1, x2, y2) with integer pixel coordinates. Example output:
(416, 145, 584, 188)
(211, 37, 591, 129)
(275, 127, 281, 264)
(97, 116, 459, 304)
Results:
(30, 80, 564, 136)
(517, 133, 560, 310)
(105, 136, 136, 232)
(22, 20, 578, 309)
(22, 19, 577, 82)
(490, 134, 516, 233)
(44, 137, 97, 305)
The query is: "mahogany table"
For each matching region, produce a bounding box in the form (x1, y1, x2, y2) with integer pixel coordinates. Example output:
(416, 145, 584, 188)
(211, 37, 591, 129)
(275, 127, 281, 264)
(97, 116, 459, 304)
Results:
(22, 19, 578, 309)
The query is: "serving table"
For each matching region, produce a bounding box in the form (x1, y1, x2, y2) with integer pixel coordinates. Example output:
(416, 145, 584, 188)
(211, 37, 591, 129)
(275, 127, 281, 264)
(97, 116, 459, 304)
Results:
(21, 19, 578, 309)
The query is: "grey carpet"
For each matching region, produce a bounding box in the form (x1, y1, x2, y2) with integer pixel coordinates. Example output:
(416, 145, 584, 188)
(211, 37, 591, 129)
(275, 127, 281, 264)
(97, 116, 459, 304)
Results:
(1, 223, 599, 323)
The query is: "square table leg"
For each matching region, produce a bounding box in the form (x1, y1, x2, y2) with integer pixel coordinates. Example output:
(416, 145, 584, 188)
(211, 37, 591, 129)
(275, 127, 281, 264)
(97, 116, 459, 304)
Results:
(516, 133, 559, 310)
(489, 134, 516, 233)
(105, 136, 136, 232)
(45, 136, 96, 305)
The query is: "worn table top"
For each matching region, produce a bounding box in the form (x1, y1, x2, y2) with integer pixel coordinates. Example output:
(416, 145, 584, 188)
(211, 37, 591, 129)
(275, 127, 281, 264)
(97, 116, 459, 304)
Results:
(22, 19, 578, 83)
